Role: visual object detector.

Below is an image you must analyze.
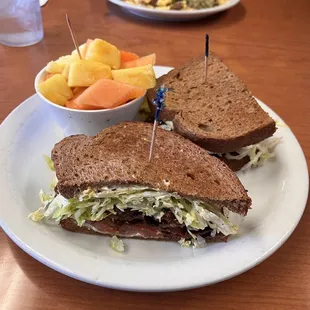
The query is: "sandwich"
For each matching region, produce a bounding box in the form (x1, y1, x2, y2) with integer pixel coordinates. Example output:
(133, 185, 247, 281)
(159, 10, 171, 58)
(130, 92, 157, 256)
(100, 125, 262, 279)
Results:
(30, 122, 251, 248)
(147, 54, 279, 171)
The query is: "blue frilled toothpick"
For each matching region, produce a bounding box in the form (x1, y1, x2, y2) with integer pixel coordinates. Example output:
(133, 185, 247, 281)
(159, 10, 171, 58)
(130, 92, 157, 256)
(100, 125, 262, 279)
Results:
(149, 86, 171, 162)
(205, 34, 209, 83)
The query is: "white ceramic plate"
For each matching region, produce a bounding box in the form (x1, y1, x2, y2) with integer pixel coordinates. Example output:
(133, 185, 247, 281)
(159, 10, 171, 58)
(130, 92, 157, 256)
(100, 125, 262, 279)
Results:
(0, 66, 308, 292)
(108, 0, 240, 21)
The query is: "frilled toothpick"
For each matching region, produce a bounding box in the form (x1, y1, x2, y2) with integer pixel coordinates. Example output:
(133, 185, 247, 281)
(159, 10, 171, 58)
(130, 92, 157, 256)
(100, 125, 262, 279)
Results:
(149, 86, 171, 162)
(66, 14, 82, 59)
(205, 34, 209, 83)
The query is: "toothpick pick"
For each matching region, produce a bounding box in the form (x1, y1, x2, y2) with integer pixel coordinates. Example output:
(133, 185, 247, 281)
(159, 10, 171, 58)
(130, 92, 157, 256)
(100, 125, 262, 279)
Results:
(66, 14, 82, 59)
(205, 34, 209, 83)
(148, 121, 158, 162)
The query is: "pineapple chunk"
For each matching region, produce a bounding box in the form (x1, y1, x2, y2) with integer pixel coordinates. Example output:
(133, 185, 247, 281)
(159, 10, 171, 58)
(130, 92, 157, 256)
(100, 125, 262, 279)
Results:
(46, 54, 80, 74)
(85, 39, 121, 69)
(46, 61, 63, 74)
(111, 64, 156, 89)
(62, 63, 70, 80)
(38, 74, 73, 106)
(68, 59, 112, 87)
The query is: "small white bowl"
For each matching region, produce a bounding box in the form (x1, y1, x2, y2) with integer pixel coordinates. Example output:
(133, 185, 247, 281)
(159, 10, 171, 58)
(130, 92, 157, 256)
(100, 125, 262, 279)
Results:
(34, 67, 145, 136)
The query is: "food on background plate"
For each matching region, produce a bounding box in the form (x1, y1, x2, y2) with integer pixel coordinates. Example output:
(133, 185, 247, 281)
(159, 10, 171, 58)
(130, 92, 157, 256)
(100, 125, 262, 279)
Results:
(147, 54, 279, 171)
(123, 0, 228, 10)
(38, 38, 156, 110)
(29, 122, 252, 248)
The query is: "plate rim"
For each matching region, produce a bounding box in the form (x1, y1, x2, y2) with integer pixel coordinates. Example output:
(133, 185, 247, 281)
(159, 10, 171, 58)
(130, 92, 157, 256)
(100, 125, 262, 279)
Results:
(0, 65, 308, 292)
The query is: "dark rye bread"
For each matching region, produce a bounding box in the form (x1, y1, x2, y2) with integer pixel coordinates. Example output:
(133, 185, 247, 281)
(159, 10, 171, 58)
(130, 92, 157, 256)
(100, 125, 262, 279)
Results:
(60, 218, 228, 243)
(147, 54, 276, 153)
(52, 122, 251, 215)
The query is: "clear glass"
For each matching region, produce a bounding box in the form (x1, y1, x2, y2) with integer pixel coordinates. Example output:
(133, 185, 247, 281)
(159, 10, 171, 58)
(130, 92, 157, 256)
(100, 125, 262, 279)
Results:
(0, 0, 44, 47)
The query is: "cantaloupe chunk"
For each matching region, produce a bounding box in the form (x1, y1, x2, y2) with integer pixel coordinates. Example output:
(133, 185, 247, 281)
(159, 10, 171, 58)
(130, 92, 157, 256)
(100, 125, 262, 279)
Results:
(72, 87, 87, 96)
(38, 74, 73, 106)
(85, 39, 121, 69)
(111, 64, 156, 89)
(69, 78, 146, 110)
(66, 87, 87, 109)
(68, 59, 112, 87)
(121, 53, 156, 69)
(120, 50, 139, 63)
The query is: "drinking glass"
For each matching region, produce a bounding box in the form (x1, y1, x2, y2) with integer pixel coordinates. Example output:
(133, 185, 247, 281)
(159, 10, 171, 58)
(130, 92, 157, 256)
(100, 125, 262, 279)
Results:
(0, 0, 44, 47)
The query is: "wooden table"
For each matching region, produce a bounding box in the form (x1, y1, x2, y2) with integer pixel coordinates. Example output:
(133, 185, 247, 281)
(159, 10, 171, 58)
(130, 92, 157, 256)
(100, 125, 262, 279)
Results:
(1, 0, 310, 309)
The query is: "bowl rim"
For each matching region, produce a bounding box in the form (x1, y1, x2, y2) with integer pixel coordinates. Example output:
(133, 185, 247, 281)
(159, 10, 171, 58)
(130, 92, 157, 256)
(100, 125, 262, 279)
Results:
(34, 67, 146, 114)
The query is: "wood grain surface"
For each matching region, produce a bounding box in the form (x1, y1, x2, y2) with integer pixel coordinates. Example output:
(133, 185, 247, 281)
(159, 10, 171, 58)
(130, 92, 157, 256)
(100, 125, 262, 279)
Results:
(1, 0, 310, 309)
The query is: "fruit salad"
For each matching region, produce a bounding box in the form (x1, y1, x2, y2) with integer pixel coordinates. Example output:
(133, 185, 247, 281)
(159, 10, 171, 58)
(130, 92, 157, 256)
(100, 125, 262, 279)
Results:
(37, 39, 156, 110)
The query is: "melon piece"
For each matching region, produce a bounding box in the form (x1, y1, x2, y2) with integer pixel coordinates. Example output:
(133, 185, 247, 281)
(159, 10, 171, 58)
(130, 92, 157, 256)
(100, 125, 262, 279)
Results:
(38, 74, 73, 106)
(70, 78, 146, 110)
(66, 87, 87, 109)
(120, 50, 139, 63)
(68, 59, 112, 87)
(72, 87, 87, 96)
(111, 64, 156, 89)
(46, 55, 79, 74)
(72, 39, 93, 58)
(85, 39, 121, 69)
(121, 53, 156, 69)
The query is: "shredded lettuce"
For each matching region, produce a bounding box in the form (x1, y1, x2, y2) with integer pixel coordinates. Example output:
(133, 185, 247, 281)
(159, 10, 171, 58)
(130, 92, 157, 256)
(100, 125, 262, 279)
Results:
(224, 137, 281, 171)
(29, 186, 241, 239)
(49, 175, 58, 190)
(159, 121, 174, 131)
(275, 120, 287, 128)
(28, 207, 45, 221)
(43, 155, 55, 171)
(178, 238, 192, 247)
(110, 236, 125, 252)
(178, 235, 207, 248)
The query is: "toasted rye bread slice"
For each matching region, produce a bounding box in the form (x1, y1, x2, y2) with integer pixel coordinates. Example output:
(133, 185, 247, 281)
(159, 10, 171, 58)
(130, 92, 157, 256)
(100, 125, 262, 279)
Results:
(147, 54, 276, 153)
(52, 122, 251, 215)
(60, 218, 228, 243)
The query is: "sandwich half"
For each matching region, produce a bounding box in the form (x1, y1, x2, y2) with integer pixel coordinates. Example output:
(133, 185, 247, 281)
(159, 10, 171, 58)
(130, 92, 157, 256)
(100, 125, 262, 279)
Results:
(147, 54, 278, 171)
(30, 122, 251, 247)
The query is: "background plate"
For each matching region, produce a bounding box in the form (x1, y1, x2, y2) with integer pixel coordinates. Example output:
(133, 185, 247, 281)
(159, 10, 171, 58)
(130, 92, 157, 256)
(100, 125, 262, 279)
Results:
(108, 0, 240, 21)
(0, 66, 308, 292)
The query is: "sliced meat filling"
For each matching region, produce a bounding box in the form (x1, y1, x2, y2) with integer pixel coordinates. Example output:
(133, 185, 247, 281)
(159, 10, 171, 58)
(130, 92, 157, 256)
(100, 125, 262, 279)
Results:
(61, 209, 227, 242)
